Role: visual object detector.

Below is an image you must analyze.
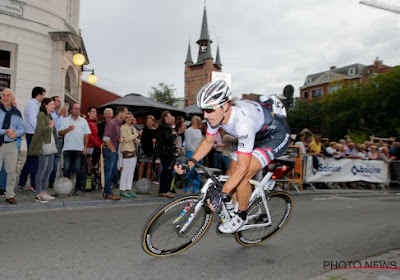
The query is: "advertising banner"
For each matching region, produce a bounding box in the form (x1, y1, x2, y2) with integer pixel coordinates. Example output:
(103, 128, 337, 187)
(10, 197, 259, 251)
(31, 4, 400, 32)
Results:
(304, 156, 389, 183)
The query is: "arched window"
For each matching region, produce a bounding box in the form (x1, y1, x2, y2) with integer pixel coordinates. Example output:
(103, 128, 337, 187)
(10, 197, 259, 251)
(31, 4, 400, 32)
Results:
(65, 70, 71, 95)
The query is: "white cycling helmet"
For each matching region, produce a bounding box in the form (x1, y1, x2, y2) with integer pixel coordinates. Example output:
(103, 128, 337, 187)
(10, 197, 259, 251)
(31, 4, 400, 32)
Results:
(196, 79, 232, 109)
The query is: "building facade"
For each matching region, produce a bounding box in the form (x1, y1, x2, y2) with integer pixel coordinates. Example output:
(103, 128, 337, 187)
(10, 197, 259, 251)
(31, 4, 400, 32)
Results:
(184, 7, 222, 106)
(0, 0, 88, 111)
(299, 58, 392, 101)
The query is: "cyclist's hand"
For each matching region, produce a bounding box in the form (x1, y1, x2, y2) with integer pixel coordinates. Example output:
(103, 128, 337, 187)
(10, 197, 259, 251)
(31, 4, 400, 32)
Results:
(174, 163, 190, 175)
(207, 190, 224, 212)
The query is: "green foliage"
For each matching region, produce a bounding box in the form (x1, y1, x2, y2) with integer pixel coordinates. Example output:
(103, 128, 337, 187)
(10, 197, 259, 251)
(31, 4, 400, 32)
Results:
(287, 100, 322, 134)
(288, 67, 400, 141)
(148, 83, 177, 106)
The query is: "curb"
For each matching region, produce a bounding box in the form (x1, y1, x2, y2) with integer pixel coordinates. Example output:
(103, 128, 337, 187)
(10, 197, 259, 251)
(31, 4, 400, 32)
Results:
(1, 189, 399, 214)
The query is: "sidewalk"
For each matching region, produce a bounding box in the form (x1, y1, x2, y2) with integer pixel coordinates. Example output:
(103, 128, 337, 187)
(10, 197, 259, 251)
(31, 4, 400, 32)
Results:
(1, 182, 399, 213)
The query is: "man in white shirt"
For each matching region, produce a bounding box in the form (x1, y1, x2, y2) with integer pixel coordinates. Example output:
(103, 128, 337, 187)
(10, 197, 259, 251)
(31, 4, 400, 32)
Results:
(18, 87, 45, 192)
(59, 103, 91, 195)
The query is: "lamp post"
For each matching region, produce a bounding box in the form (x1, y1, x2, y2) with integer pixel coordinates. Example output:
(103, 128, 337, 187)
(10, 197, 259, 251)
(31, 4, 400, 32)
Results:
(65, 42, 98, 84)
(84, 67, 98, 84)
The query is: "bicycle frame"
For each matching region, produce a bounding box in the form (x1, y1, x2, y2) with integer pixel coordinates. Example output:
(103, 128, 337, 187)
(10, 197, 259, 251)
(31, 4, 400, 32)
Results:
(176, 160, 283, 234)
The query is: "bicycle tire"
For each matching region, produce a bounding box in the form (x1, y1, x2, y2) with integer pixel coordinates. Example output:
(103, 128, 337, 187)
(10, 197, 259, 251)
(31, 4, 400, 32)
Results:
(142, 195, 213, 257)
(235, 191, 293, 246)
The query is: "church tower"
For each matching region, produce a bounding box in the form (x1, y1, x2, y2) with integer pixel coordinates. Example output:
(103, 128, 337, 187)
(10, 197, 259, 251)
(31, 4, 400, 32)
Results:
(184, 6, 223, 106)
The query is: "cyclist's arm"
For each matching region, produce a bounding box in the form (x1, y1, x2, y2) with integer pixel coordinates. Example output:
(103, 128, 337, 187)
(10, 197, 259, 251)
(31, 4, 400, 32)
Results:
(190, 132, 216, 168)
(221, 152, 251, 194)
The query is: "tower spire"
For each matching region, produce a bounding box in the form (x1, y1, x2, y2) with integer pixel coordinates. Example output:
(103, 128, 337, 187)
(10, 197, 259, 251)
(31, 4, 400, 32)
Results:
(196, 6, 213, 63)
(215, 42, 222, 68)
(185, 40, 193, 65)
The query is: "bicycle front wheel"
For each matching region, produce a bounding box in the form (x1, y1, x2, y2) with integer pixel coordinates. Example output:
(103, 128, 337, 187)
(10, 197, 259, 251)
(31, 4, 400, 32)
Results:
(235, 191, 293, 246)
(142, 195, 213, 257)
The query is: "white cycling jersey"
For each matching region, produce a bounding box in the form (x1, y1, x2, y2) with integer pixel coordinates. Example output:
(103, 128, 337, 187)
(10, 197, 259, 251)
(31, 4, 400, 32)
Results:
(206, 100, 265, 155)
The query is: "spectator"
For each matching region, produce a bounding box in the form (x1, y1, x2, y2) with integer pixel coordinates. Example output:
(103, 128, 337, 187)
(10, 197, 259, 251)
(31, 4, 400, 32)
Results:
(389, 142, 399, 159)
(119, 112, 140, 198)
(379, 146, 392, 163)
(321, 138, 330, 157)
(18, 86, 46, 193)
(352, 143, 366, 160)
(175, 116, 186, 147)
(368, 145, 379, 160)
(138, 115, 157, 181)
(29, 98, 57, 203)
(59, 103, 91, 195)
(184, 115, 203, 194)
(102, 106, 127, 200)
(326, 142, 342, 159)
(49, 96, 67, 189)
(294, 134, 307, 159)
(98, 108, 119, 189)
(308, 134, 324, 157)
(174, 118, 186, 156)
(98, 108, 113, 140)
(346, 142, 357, 158)
(85, 106, 102, 175)
(0, 88, 25, 204)
(156, 111, 177, 198)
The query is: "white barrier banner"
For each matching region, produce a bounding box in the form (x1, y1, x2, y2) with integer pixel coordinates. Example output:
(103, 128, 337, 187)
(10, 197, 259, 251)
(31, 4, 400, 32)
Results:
(304, 156, 389, 183)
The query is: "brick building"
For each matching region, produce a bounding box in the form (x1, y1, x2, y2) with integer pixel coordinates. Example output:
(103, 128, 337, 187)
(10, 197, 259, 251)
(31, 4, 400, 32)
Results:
(299, 58, 392, 101)
(184, 7, 222, 106)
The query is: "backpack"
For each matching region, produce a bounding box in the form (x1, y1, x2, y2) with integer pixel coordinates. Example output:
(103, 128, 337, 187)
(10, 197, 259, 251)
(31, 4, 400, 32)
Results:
(259, 95, 287, 118)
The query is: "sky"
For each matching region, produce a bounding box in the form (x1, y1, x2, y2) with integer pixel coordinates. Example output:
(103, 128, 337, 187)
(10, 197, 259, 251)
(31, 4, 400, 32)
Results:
(79, 0, 400, 99)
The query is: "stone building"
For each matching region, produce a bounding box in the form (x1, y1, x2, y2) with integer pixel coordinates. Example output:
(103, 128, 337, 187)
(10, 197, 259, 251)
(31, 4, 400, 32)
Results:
(184, 7, 223, 106)
(0, 0, 89, 111)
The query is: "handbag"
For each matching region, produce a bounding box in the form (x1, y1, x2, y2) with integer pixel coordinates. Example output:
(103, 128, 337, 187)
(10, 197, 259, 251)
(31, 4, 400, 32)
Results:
(122, 151, 137, 158)
(40, 128, 57, 156)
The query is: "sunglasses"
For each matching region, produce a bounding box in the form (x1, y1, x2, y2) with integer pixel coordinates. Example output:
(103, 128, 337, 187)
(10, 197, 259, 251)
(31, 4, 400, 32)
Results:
(201, 107, 217, 114)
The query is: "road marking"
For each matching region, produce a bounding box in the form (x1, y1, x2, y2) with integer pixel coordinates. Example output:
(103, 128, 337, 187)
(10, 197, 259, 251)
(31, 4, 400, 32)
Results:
(313, 196, 360, 201)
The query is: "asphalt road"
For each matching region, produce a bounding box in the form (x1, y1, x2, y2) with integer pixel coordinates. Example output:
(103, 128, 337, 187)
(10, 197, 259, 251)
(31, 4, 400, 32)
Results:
(1, 193, 399, 280)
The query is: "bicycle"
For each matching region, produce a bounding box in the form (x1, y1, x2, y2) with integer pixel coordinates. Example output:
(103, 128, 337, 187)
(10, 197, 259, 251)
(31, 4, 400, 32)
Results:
(142, 157, 294, 257)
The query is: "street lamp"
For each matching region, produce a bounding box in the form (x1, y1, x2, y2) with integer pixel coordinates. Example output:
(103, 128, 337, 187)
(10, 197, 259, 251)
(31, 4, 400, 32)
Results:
(65, 42, 85, 66)
(84, 67, 97, 84)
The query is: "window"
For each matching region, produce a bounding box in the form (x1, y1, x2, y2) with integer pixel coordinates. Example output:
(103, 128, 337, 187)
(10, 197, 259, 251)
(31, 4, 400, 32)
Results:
(329, 84, 342, 94)
(306, 78, 312, 84)
(311, 88, 323, 98)
(0, 42, 16, 92)
(348, 67, 356, 75)
(0, 50, 11, 68)
(304, 91, 308, 99)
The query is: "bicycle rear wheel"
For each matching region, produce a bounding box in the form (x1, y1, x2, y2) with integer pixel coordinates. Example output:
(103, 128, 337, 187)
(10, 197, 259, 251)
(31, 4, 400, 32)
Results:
(142, 195, 213, 257)
(235, 191, 293, 246)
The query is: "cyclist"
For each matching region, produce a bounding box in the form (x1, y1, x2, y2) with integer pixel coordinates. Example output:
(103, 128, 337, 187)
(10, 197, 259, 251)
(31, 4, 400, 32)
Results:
(175, 79, 291, 233)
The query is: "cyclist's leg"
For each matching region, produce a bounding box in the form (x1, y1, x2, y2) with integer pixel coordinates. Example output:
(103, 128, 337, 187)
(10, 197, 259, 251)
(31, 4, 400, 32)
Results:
(236, 156, 262, 212)
(225, 158, 238, 202)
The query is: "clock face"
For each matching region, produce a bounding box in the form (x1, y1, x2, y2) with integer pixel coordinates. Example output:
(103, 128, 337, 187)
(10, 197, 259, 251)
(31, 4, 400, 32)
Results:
(200, 45, 207, 53)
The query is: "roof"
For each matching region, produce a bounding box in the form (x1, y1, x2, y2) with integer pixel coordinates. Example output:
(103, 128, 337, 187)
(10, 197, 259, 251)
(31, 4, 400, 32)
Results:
(98, 93, 184, 118)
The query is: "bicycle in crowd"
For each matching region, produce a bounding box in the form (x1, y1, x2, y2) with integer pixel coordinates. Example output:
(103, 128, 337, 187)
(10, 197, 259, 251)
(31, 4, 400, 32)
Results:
(142, 157, 294, 257)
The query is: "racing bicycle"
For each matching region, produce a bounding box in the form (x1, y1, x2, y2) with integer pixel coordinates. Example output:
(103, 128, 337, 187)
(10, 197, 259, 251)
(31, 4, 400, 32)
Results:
(142, 157, 294, 257)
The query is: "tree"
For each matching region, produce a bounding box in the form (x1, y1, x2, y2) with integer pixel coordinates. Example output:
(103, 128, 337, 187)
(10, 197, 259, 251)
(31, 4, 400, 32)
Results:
(148, 83, 178, 106)
(288, 66, 400, 141)
(286, 100, 322, 134)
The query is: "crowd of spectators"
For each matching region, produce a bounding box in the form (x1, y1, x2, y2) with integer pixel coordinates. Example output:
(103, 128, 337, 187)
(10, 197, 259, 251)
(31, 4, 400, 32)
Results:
(293, 132, 400, 162)
(1, 86, 399, 205)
